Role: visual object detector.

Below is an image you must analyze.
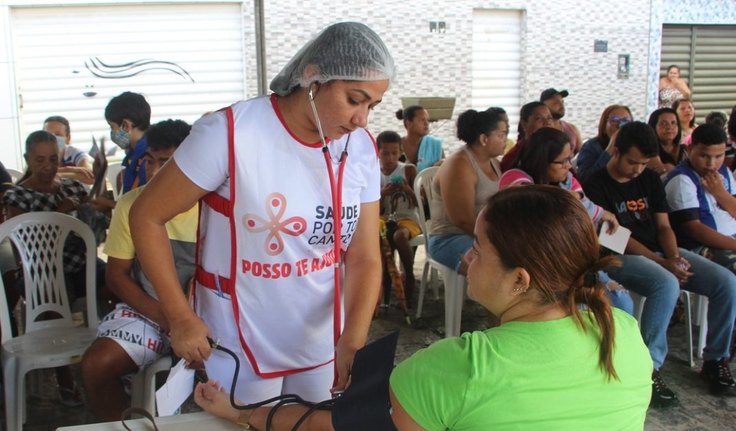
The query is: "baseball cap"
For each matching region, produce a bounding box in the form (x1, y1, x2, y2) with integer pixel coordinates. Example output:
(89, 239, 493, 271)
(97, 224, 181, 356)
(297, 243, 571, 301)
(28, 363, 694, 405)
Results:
(540, 88, 569, 102)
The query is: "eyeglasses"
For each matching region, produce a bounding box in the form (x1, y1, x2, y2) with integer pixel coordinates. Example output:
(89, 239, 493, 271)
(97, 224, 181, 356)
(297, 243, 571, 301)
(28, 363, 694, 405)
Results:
(609, 116, 633, 126)
(550, 156, 573, 167)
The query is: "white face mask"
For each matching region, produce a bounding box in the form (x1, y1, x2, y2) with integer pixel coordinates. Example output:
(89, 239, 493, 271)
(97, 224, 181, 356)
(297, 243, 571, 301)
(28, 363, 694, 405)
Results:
(55, 136, 67, 151)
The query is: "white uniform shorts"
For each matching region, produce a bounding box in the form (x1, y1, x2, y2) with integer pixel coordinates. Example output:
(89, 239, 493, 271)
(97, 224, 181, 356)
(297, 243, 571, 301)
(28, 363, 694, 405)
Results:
(97, 303, 171, 369)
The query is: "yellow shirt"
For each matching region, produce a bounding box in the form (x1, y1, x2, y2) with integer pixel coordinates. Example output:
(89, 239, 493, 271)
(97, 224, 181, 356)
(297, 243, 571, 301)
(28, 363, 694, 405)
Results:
(103, 186, 199, 260)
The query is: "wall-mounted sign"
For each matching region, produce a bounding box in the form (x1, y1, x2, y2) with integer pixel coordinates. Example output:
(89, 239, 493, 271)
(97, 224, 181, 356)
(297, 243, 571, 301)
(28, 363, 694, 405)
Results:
(618, 54, 631, 78)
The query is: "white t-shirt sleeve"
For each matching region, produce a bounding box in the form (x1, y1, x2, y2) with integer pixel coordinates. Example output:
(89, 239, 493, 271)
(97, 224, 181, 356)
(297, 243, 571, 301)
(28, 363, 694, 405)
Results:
(727, 169, 736, 195)
(173, 111, 229, 192)
(665, 174, 699, 211)
(362, 153, 380, 203)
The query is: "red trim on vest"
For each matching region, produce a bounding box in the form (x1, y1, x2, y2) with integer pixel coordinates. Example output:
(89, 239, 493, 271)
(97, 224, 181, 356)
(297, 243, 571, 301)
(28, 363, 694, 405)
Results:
(269, 93, 325, 148)
(196, 104, 337, 378)
(194, 268, 233, 296)
(223, 106, 322, 377)
(255, 358, 335, 379)
(201, 192, 232, 217)
(192, 199, 204, 309)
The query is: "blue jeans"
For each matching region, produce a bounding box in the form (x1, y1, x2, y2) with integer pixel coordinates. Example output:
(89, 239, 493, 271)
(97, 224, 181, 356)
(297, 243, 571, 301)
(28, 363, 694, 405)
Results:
(606, 248, 736, 369)
(599, 271, 634, 315)
(428, 234, 473, 272)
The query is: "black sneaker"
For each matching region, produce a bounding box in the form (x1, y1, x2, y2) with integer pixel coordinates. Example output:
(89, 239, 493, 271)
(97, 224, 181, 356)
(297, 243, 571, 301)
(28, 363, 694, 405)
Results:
(650, 370, 678, 408)
(700, 358, 736, 396)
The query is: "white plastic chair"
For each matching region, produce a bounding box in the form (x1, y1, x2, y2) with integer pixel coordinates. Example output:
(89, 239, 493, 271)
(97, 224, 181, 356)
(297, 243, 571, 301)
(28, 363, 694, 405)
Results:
(130, 355, 174, 415)
(695, 295, 708, 359)
(631, 290, 694, 367)
(0, 212, 98, 431)
(5, 168, 23, 183)
(106, 162, 123, 200)
(413, 167, 467, 337)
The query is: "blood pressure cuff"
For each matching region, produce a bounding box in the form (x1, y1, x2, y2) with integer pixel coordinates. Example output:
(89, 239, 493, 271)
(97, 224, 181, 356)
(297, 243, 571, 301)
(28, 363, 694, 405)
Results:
(332, 331, 399, 431)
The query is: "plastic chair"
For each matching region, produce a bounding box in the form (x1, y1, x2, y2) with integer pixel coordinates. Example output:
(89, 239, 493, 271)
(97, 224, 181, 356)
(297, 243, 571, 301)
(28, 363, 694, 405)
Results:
(106, 162, 123, 200)
(130, 355, 175, 415)
(631, 290, 694, 367)
(5, 168, 22, 183)
(695, 295, 708, 359)
(0, 212, 98, 431)
(413, 167, 467, 337)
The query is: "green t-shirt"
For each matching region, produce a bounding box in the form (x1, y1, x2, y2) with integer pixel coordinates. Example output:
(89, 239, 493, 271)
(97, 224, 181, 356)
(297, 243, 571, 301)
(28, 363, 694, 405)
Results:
(390, 308, 652, 431)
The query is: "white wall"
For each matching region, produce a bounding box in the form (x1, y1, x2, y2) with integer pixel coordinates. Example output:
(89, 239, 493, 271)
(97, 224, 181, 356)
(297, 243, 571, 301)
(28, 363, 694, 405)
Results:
(247, 0, 655, 152)
(3, 0, 735, 162)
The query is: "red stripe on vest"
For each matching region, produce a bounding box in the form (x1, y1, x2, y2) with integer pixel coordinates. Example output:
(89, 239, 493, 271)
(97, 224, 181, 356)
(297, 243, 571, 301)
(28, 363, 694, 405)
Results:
(194, 267, 233, 296)
(201, 192, 232, 217)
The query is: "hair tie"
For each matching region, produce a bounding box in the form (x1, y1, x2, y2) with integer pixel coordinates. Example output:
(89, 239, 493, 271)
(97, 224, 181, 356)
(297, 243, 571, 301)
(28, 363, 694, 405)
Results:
(583, 271, 599, 288)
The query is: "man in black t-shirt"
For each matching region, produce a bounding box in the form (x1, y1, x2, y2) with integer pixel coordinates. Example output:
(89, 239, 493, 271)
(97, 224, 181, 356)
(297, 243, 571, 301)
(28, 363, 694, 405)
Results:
(584, 122, 736, 408)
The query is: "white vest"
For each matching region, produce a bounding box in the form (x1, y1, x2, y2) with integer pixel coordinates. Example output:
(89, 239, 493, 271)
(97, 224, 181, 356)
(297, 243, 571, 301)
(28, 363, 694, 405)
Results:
(194, 96, 379, 376)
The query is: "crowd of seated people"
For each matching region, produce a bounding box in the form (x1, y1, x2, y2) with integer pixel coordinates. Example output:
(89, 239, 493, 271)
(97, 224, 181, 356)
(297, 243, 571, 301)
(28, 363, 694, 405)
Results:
(401, 88, 736, 411)
(3, 72, 736, 429)
(0, 90, 169, 417)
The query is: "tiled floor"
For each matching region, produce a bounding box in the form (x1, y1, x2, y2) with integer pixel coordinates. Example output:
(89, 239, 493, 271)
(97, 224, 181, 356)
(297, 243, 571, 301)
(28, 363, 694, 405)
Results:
(4, 256, 736, 430)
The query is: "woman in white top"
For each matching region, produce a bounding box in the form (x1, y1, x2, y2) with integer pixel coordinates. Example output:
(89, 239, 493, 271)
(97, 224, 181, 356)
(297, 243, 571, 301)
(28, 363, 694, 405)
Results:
(129, 22, 395, 403)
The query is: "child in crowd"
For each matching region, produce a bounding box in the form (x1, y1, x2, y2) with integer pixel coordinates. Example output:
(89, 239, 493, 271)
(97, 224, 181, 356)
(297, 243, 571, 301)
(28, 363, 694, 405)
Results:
(377, 130, 420, 303)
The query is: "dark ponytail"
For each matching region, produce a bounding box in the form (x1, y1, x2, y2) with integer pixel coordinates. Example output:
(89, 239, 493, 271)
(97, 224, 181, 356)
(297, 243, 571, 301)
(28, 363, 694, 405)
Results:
(484, 185, 620, 380)
(568, 256, 621, 380)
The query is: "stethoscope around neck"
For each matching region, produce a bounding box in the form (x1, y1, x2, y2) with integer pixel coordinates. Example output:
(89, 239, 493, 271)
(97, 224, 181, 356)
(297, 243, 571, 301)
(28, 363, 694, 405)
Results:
(308, 82, 351, 385)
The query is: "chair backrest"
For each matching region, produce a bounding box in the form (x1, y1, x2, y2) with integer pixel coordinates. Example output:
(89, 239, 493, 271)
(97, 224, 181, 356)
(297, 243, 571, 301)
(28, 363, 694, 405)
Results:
(6, 168, 23, 183)
(0, 212, 98, 343)
(106, 162, 123, 200)
(413, 167, 440, 240)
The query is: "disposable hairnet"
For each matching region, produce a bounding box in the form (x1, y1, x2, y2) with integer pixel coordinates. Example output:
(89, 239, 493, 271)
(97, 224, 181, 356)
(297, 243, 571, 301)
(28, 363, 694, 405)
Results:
(270, 22, 395, 96)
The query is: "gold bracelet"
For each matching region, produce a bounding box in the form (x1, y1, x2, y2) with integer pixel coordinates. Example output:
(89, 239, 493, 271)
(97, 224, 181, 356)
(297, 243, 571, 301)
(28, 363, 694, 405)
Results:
(236, 409, 257, 430)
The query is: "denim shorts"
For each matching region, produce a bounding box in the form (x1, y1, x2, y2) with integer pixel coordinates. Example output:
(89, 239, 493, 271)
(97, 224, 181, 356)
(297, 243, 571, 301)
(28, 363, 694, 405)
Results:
(428, 233, 473, 272)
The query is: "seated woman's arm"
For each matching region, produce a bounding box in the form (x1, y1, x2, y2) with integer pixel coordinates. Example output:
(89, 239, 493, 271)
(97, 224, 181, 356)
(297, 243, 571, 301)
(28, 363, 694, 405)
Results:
(195, 381, 335, 431)
(57, 166, 95, 185)
(438, 155, 477, 235)
(390, 389, 427, 431)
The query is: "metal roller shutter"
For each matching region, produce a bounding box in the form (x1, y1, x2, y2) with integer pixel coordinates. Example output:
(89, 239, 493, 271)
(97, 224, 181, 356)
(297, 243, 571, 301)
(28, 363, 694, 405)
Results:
(472, 9, 523, 132)
(661, 25, 736, 123)
(11, 3, 246, 153)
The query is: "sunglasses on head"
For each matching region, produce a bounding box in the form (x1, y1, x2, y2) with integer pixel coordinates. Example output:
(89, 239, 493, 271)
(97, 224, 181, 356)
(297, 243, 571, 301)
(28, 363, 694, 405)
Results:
(609, 116, 633, 126)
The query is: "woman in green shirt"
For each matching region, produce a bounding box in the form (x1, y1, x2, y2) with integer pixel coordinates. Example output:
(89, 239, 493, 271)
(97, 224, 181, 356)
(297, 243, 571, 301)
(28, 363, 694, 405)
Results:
(194, 186, 652, 431)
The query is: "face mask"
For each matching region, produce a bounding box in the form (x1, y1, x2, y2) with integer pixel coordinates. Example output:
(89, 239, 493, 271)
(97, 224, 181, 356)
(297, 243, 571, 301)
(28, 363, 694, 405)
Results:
(55, 136, 66, 151)
(111, 128, 131, 150)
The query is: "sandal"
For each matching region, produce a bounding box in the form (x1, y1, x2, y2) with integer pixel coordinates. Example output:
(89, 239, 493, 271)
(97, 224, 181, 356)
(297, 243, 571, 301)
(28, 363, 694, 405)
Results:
(58, 385, 84, 407)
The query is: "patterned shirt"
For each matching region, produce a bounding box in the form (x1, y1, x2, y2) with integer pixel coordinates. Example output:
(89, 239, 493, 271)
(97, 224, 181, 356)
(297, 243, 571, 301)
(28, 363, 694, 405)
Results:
(2, 178, 88, 273)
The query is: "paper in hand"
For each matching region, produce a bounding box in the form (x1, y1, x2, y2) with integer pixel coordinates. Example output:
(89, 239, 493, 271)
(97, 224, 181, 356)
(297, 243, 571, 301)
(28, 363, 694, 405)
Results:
(598, 222, 631, 255)
(155, 359, 195, 416)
